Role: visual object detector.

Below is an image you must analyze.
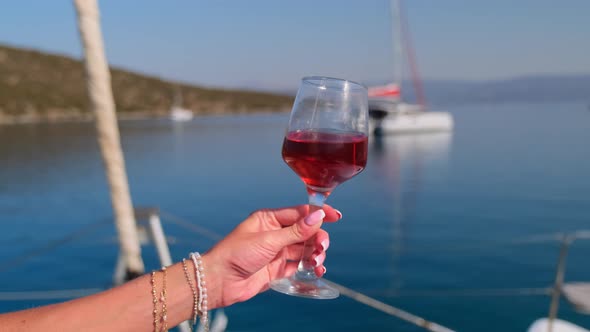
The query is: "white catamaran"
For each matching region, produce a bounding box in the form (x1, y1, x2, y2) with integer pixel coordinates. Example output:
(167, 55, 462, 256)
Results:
(369, 0, 453, 135)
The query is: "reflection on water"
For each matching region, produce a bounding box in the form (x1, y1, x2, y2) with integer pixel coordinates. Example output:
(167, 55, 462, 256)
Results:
(2, 104, 590, 331)
(171, 120, 187, 166)
(370, 133, 452, 290)
(371, 132, 452, 163)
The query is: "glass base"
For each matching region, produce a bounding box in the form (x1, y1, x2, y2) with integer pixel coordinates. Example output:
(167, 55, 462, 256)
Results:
(270, 275, 339, 299)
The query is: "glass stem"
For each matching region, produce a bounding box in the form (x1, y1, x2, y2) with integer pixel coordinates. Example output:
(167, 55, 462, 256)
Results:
(295, 191, 327, 281)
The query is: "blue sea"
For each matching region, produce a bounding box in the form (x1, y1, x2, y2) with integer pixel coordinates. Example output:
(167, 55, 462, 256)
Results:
(1, 102, 589, 331)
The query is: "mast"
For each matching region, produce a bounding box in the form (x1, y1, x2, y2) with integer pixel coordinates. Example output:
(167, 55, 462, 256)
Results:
(398, 0, 427, 107)
(73, 0, 145, 279)
(391, 0, 403, 92)
(390, 0, 427, 107)
(173, 87, 183, 107)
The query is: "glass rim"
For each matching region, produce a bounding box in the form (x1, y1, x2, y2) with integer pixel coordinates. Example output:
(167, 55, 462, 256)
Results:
(301, 76, 367, 91)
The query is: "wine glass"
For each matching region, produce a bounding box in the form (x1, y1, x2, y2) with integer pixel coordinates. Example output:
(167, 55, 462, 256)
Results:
(270, 76, 369, 299)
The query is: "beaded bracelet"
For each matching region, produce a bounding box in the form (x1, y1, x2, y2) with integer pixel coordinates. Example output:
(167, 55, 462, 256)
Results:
(190, 252, 209, 332)
(182, 258, 199, 325)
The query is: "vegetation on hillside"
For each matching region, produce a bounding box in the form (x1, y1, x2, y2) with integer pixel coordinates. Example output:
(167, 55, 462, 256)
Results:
(0, 44, 293, 122)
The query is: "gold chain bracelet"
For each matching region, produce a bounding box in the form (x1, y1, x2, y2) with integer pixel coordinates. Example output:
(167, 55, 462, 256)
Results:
(182, 258, 199, 324)
(150, 271, 159, 332)
(160, 267, 168, 332)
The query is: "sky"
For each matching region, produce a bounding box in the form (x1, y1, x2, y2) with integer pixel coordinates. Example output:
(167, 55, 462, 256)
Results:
(1, 0, 589, 91)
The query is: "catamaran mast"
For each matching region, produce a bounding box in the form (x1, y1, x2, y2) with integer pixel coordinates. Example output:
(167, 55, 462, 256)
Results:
(391, 0, 427, 107)
(391, 0, 403, 93)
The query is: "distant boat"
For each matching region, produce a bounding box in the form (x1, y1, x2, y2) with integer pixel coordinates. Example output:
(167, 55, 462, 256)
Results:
(369, 96, 453, 134)
(170, 105, 193, 122)
(169, 89, 193, 122)
(368, 0, 453, 135)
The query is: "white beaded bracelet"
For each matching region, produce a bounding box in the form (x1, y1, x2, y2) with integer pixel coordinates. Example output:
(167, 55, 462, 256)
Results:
(190, 252, 209, 332)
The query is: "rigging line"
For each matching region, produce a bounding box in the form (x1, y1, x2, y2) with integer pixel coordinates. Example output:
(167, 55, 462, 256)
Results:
(159, 211, 223, 241)
(375, 231, 590, 254)
(385, 240, 560, 254)
(0, 219, 111, 273)
(370, 287, 552, 298)
(327, 280, 456, 332)
(0, 288, 104, 301)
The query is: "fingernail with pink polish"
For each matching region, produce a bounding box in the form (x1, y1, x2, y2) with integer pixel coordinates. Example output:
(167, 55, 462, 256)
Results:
(314, 254, 325, 267)
(321, 239, 330, 251)
(304, 209, 325, 226)
(335, 209, 343, 220)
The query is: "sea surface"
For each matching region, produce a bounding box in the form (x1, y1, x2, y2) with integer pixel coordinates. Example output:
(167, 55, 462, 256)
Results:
(1, 102, 589, 331)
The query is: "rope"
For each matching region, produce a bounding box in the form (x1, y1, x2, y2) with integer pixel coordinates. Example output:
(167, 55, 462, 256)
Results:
(0, 289, 103, 301)
(0, 219, 110, 273)
(349, 230, 590, 255)
(160, 211, 223, 241)
(326, 280, 456, 332)
(73, 0, 144, 274)
(371, 287, 552, 298)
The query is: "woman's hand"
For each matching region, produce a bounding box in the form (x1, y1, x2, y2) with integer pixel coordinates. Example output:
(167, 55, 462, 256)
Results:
(0, 205, 341, 331)
(202, 205, 341, 308)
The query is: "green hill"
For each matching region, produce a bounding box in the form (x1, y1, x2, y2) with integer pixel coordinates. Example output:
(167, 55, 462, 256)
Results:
(0, 44, 293, 123)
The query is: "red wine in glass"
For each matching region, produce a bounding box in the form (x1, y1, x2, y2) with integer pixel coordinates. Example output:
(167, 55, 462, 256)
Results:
(270, 76, 369, 299)
(282, 130, 368, 194)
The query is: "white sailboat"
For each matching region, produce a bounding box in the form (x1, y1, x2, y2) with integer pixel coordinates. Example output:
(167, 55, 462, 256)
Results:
(369, 0, 453, 135)
(169, 89, 194, 122)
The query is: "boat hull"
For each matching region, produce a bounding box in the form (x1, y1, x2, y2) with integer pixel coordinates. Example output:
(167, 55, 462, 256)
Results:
(368, 99, 453, 134)
(370, 111, 454, 135)
(170, 107, 194, 122)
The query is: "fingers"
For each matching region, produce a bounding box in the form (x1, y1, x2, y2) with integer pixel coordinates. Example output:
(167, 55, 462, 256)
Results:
(314, 265, 327, 278)
(274, 261, 326, 279)
(269, 204, 342, 227)
(266, 209, 325, 250)
(283, 229, 330, 260)
(314, 229, 330, 252)
(271, 237, 329, 283)
(310, 252, 326, 268)
(284, 244, 304, 261)
(283, 261, 299, 277)
(322, 205, 342, 223)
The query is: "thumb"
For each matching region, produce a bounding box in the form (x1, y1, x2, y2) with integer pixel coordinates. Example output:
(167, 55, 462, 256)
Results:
(267, 209, 325, 250)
